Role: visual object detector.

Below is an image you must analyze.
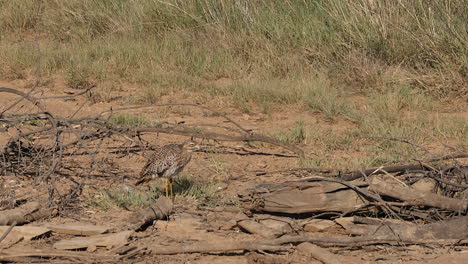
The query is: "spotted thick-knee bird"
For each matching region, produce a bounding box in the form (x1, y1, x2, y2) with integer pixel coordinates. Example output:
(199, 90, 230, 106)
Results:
(136, 140, 199, 200)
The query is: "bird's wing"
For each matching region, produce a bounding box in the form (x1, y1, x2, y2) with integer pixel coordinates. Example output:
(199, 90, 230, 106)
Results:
(139, 159, 154, 178)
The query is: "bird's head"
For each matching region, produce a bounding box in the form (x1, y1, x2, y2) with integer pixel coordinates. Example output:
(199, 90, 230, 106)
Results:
(183, 140, 201, 152)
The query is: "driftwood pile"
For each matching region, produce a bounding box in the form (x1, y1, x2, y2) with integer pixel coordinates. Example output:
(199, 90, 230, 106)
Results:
(1, 86, 467, 262)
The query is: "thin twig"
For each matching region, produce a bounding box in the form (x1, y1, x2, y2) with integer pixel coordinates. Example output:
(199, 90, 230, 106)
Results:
(0, 221, 17, 243)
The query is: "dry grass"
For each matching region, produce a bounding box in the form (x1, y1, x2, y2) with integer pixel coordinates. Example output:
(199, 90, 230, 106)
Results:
(0, 0, 466, 169)
(0, 0, 465, 98)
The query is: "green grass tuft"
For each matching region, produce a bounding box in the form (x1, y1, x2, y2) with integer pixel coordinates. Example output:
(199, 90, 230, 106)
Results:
(87, 175, 217, 210)
(109, 114, 159, 128)
(273, 120, 306, 144)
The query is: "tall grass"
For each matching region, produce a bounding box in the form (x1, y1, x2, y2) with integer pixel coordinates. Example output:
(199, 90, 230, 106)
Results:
(0, 0, 466, 100)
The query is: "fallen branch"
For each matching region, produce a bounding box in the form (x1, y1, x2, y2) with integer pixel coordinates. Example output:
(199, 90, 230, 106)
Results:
(369, 176, 467, 212)
(256, 153, 468, 179)
(0, 87, 56, 127)
(125, 126, 305, 157)
(342, 153, 468, 181)
(337, 215, 468, 240)
(272, 235, 467, 247)
(144, 235, 466, 256)
(146, 240, 292, 255)
(0, 248, 118, 262)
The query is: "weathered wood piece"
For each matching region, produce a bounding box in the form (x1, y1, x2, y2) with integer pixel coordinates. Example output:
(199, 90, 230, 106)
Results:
(369, 176, 468, 212)
(127, 196, 173, 231)
(53, 230, 133, 251)
(237, 220, 283, 238)
(302, 219, 337, 232)
(0, 202, 55, 225)
(238, 181, 367, 214)
(259, 218, 294, 234)
(0, 226, 51, 244)
(45, 224, 113, 236)
(297, 242, 344, 264)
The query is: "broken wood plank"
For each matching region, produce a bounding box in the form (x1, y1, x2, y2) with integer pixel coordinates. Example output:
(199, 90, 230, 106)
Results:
(53, 230, 133, 251)
(45, 224, 113, 236)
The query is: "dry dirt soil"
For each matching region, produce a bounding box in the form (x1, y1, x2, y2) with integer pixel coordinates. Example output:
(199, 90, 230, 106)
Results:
(1, 78, 467, 263)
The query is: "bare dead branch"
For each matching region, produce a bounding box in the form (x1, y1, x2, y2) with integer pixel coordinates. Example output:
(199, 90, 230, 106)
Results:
(146, 240, 292, 255)
(341, 153, 468, 181)
(37, 85, 96, 99)
(369, 176, 467, 212)
(0, 222, 17, 243)
(130, 126, 305, 157)
(0, 87, 55, 128)
(143, 235, 467, 256)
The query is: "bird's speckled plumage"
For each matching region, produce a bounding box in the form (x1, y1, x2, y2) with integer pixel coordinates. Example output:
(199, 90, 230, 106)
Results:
(136, 140, 196, 185)
(0, 179, 15, 211)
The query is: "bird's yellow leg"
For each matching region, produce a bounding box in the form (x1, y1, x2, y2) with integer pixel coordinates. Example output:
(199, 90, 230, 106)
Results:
(165, 178, 169, 197)
(170, 179, 174, 202)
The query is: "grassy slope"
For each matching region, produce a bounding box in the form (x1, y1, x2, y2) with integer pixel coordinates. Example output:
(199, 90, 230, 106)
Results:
(0, 0, 466, 170)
